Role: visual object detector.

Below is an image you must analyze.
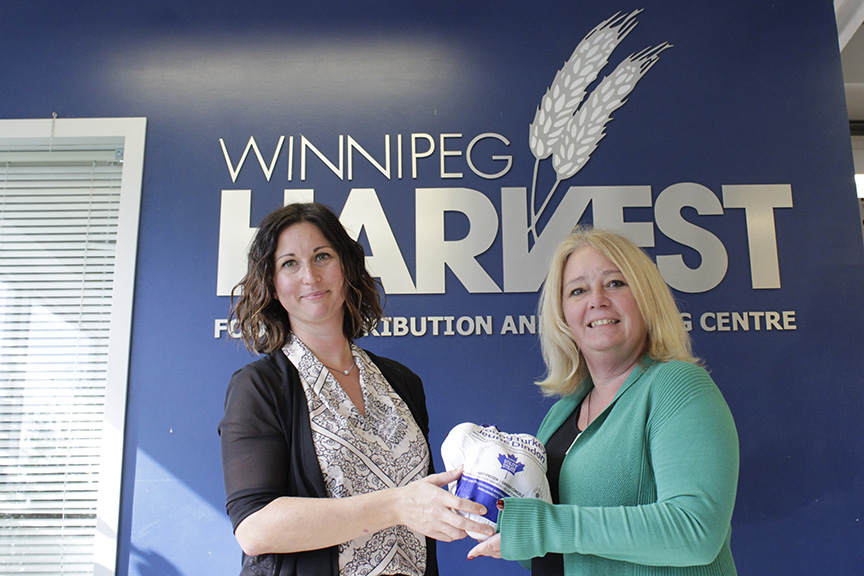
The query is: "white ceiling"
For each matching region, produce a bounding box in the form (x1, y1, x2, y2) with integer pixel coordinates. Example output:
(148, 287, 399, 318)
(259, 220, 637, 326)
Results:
(838, 0, 864, 120)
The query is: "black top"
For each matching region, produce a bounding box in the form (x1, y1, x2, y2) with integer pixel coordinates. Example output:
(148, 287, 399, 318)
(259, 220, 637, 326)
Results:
(218, 349, 438, 576)
(530, 400, 582, 576)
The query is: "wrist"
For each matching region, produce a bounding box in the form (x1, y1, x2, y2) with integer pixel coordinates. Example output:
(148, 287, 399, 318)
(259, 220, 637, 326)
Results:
(378, 485, 403, 528)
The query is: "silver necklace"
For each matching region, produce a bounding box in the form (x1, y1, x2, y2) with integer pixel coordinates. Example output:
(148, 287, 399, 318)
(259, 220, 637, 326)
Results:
(583, 389, 592, 428)
(585, 389, 594, 428)
(566, 390, 593, 455)
(324, 359, 355, 376)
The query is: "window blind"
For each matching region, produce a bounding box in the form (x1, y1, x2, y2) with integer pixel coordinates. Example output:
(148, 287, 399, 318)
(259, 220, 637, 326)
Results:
(0, 136, 131, 575)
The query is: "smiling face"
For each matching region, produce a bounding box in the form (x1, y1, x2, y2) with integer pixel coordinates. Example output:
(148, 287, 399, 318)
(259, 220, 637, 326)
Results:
(272, 221, 346, 339)
(561, 245, 648, 373)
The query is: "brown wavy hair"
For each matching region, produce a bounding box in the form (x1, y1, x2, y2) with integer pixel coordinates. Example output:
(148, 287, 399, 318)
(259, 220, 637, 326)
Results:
(229, 202, 384, 354)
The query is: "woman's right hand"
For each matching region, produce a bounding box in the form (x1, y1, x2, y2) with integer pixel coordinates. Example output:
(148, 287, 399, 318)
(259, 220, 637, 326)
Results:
(393, 468, 495, 542)
(467, 532, 501, 559)
(235, 468, 494, 556)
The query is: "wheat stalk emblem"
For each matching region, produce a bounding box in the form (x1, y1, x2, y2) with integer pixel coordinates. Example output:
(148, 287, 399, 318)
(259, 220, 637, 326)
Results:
(528, 9, 670, 241)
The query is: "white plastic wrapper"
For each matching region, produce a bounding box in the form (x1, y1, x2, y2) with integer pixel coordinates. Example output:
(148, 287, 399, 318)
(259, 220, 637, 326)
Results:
(441, 422, 552, 539)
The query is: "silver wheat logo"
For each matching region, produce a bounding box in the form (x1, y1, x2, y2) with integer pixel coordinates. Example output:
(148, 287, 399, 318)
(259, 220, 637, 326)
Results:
(528, 9, 670, 241)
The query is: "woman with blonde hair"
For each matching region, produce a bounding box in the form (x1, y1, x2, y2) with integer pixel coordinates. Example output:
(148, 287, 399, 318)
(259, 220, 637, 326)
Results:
(469, 226, 739, 575)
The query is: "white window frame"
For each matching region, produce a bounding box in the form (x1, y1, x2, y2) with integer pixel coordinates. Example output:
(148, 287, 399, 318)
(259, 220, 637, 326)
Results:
(0, 117, 146, 576)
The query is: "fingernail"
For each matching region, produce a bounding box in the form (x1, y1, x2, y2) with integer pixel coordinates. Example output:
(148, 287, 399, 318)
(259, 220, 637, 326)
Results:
(496, 499, 505, 510)
(467, 555, 475, 561)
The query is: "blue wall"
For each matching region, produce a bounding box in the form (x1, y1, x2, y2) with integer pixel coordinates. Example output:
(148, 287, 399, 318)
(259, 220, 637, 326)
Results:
(3, 1, 864, 574)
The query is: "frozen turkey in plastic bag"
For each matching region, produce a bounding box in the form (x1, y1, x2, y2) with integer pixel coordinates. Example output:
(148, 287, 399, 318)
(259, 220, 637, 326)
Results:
(441, 422, 552, 539)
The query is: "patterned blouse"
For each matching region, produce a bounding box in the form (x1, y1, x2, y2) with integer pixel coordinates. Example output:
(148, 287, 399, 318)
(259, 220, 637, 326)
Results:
(283, 335, 429, 576)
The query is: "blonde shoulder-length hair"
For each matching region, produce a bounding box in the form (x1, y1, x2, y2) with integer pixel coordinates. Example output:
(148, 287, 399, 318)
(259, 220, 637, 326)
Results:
(536, 226, 699, 397)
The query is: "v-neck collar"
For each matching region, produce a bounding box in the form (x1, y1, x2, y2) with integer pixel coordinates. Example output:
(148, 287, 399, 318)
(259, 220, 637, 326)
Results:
(541, 355, 656, 443)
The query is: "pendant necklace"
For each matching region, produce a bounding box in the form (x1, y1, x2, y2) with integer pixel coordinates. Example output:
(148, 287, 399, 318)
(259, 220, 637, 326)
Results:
(582, 389, 592, 429)
(566, 389, 592, 455)
(324, 360, 355, 376)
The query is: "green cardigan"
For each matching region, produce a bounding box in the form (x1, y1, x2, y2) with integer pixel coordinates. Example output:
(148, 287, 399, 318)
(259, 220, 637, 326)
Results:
(498, 358, 739, 575)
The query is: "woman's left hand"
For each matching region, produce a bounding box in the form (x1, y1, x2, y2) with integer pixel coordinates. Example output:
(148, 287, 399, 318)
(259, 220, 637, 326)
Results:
(467, 532, 501, 560)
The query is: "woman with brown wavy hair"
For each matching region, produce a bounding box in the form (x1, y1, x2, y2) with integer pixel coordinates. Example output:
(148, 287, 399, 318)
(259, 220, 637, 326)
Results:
(219, 203, 491, 576)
